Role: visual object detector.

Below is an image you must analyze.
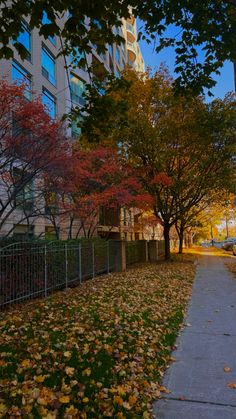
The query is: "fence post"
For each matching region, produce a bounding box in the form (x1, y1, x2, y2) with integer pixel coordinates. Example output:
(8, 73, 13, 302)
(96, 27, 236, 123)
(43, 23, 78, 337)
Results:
(92, 242, 95, 279)
(65, 243, 68, 289)
(44, 244, 47, 297)
(107, 241, 110, 273)
(79, 243, 82, 284)
(139, 240, 148, 262)
(114, 241, 126, 272)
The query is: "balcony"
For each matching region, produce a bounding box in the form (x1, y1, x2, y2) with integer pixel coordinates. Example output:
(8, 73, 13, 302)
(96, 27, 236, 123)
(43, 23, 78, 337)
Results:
(126, 22, 135, 42)
(127, 41, 136, 62)
(128, 60, 137, 70)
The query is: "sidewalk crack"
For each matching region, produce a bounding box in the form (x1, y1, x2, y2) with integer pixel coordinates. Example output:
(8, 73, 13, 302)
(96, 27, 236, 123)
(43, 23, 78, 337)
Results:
(162, 396, 236, 409)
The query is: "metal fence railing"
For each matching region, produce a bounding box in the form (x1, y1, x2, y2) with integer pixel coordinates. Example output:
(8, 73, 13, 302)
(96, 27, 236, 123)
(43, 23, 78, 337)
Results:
(126, 240, 147, 266)
(0, 241, 118, 308)
(0, 239, 172, 309)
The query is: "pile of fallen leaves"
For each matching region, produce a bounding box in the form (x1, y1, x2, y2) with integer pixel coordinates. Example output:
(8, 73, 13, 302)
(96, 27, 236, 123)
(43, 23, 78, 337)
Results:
(0, 258, 195, 418)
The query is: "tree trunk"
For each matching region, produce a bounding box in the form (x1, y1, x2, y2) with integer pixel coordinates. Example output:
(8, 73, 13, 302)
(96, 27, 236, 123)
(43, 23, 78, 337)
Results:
(178, 228, 184, 254)
(163, 223, 171, 260)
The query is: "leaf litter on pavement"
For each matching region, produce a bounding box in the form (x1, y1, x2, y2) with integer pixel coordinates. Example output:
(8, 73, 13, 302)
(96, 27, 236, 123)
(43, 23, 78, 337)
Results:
(0, 258, 195, 418)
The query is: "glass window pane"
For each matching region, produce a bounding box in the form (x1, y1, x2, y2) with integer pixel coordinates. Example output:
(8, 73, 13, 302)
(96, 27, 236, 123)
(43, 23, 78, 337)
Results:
(12, 61, 32, 100)
(116, 47, 120, 64)
(42, 12, 56, 45)
(42, 89, 56, 118)
(15, 21, 31, 60)
(70, 73, 86, 106)
(42, 47, 56, 85)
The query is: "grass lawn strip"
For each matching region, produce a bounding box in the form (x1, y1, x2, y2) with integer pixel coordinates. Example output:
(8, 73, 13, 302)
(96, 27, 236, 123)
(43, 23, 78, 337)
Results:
(0, 258, 195, 418)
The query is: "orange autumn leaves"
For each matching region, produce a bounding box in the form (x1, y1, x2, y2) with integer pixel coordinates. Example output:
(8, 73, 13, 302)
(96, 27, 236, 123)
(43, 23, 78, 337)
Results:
(0, 259, 195, 417)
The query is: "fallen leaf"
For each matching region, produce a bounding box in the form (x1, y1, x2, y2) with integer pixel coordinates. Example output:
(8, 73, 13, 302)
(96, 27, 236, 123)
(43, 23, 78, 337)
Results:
(59, 395, 70, 404)
(227, 383, 236, 389)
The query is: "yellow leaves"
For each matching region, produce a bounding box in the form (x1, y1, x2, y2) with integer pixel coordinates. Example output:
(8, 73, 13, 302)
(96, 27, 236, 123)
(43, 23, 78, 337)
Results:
(143, 411, 151, 418)
(0, 259, 195, 418)
(65, 405, 79, 417)
(83, 368, 91, 377)
(59, 395, 70, 404)
(64, 351, 71, 359)
(65, 367, 75, 376)
(114, 396, 124, 406)
(37, 397, 49, 406)
(123, 401, 132, 410)
(159, 386, 171, 394)
(0, 403, 8, 416)
(21, 359, 31, 368)
(128, 394, 137, 405)
(34, 375, 46, 383)
(37, 387, 55, 405)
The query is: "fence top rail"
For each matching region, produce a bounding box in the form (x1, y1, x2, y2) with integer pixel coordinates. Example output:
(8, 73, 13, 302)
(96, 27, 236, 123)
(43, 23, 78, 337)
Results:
(0, 241, 46, 252)
(0, 240, 112, 253)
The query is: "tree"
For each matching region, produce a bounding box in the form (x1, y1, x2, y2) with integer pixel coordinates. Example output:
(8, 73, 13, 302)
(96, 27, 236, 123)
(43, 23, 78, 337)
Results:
(81, 69, 236, 258)
(0, 79, 69, 237)
(1, 1, 236, 94)
(42, 145, 153, 239)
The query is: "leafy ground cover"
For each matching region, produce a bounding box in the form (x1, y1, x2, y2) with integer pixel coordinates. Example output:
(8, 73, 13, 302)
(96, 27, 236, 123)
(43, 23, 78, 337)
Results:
(0, 258, 195, 418)
(225, 261, 236, 278)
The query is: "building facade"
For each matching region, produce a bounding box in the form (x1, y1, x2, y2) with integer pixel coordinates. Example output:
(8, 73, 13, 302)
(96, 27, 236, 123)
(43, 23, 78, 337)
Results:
(0, 14, 145, 240)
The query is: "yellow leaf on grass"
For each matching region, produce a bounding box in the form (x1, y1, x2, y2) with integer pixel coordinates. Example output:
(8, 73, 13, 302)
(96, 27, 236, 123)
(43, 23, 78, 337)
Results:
(114, 395, 123, 406)
(37, 397, 48, 406)
(83, 368, 91, 377)
(65, 367, 75, 376)
(64, 351, 71, 358)
(65, 405, 79, 416)
(82, 397, 89, 403)
(35, 375, 46, 383)
(128, 395, 137, 405)
(59, 395, 70, 404)
(0, 403, 8, 415)
(21, 359, 31, 368)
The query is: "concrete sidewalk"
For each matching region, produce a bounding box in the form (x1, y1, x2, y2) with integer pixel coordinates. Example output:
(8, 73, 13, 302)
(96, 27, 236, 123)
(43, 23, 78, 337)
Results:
(153, 253, 236, 419)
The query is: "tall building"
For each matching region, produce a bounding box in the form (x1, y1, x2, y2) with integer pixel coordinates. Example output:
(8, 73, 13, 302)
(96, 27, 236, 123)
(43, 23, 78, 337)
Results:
(0, 14, 145, 239)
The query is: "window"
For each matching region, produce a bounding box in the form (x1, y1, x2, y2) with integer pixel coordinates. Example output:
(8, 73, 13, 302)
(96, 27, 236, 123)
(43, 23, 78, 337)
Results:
(42, 88, 56, 118)
(14, 21, 31, 61)
(42, 46, 56, 85)
(45, 226, 59, 240)
(115, 47, 120, 65)
(45, 192, 58, 215)
(70, 73, 86, 106)
(13, 224, 35, 239)
(71, 119, 81, 139)
(13, 168, 34, 212)
(12, 61, 32, 100)
(42, 12, 56, 45)
(70, 48, 85, 67)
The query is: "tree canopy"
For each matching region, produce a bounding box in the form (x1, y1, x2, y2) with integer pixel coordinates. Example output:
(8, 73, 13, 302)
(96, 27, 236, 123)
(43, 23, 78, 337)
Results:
(1, 0, 236, 94)
(80, 68, 236, 258)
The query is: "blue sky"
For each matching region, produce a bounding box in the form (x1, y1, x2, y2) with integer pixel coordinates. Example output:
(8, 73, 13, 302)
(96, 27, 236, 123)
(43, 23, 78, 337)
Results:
(138, 31, 235, 101)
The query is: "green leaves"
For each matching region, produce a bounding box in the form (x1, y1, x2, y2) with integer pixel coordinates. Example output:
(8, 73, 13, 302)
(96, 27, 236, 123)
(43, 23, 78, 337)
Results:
(1, 1, 236, 93)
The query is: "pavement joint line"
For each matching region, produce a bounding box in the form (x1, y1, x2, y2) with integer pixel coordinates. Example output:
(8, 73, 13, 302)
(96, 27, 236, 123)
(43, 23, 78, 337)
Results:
(161, 396, 236, 409)
(181, 331, 236, 337)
